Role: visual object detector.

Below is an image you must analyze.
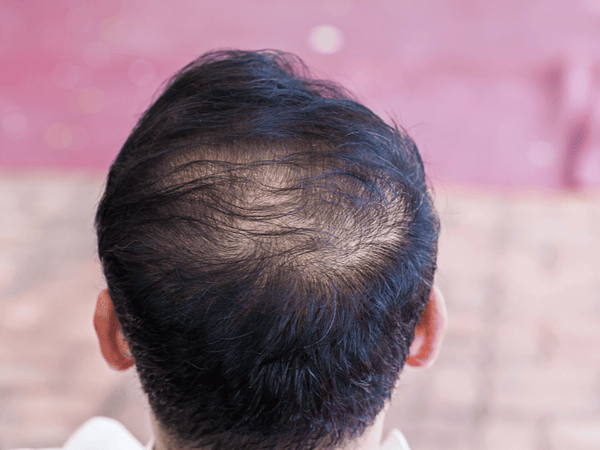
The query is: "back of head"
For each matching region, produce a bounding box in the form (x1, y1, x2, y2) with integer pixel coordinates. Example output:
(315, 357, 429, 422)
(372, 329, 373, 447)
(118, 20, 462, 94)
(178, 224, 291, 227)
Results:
(96, 50, 439, 450)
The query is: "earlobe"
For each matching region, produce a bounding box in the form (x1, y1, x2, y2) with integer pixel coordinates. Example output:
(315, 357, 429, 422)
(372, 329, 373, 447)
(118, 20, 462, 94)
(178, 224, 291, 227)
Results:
(94, 289, 135, 371)
(406, 285, 447, 368)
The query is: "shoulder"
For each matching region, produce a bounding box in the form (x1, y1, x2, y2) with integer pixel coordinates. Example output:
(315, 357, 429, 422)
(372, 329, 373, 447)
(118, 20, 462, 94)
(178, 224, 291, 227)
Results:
(11, 417, 147, 450)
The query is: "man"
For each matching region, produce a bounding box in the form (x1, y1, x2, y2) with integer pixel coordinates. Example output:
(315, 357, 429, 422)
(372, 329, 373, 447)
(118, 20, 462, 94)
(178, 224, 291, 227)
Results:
(19, 49, 446, 450)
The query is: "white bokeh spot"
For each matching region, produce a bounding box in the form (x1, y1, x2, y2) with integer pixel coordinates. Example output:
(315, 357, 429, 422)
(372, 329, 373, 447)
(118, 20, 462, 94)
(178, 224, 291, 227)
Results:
(309, 25, 344, 54)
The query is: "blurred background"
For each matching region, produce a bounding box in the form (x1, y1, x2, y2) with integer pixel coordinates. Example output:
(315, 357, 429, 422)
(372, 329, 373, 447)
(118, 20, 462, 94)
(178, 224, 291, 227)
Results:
(1, 0, 599, 449)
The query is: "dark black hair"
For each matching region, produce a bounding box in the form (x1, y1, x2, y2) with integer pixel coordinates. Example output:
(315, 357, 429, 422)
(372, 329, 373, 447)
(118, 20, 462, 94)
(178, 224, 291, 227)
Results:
(96, 49, 439, 450)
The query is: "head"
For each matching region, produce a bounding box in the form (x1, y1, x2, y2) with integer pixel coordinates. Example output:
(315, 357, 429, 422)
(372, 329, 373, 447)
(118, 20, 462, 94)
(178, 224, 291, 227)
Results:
(94, 50, 442, 450)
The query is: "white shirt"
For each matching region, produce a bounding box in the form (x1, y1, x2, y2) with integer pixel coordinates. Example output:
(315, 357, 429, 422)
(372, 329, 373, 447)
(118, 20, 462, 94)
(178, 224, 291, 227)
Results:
(13, 416, 409, 450)
(11, 417, 153, 450)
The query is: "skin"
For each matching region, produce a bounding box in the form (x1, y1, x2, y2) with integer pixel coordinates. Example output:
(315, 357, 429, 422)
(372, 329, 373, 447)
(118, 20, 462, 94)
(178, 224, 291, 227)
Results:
(94, 286, 447, 450)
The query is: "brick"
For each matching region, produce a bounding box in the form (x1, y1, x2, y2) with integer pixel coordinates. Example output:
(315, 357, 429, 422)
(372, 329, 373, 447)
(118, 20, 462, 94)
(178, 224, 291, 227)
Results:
(492, 365, 597, 416)
(2, 179, 600, 450)
(430, 366, 479, 409)
(483, 419, 536, 450)
(548, 419, 600, 450)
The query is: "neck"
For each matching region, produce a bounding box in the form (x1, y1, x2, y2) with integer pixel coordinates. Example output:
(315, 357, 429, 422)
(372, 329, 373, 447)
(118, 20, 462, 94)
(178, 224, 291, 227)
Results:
(150, 407, 387, 450)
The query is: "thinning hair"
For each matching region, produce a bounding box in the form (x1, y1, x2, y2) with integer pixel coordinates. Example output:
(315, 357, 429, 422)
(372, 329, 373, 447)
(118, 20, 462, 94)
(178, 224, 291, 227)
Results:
(96, 50, 439, 450)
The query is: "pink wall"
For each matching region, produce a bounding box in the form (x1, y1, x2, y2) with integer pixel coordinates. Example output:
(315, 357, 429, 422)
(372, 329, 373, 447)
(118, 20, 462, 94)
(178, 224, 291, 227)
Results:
(2, 0, 600, 189)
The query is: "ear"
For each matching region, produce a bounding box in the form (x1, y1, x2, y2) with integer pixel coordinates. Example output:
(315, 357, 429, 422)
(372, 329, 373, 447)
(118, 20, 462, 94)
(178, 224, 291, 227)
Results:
(406, 285, 447, 368)
(94, 289, 135, 371)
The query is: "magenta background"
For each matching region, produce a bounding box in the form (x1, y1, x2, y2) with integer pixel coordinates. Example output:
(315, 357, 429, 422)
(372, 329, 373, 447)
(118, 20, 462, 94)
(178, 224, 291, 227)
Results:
(2, 0, 600, 189)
